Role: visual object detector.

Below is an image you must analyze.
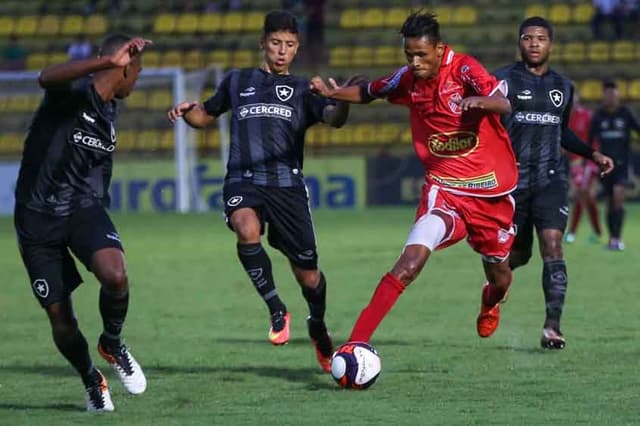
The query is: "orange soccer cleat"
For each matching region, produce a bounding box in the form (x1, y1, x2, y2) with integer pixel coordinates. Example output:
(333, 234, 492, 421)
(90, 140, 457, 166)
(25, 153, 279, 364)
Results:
(476, 283, 502, 338)
(307, 317, 334, 373)
(268, 311, 291, 345)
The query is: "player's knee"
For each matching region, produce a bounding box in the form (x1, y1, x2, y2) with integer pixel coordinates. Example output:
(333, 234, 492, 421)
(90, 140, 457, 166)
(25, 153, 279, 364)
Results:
(297, 269, 321, 288)
(392, 259, 424, 285)
(509, 249, 531, 269)
(99, 267, 128, 293)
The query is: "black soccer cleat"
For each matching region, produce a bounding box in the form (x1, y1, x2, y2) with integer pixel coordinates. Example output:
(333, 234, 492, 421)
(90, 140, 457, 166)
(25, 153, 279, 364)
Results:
(540, 327, 566, 350)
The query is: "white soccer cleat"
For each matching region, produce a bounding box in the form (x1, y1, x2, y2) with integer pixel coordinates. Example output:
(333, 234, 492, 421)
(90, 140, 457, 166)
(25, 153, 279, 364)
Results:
(85, 369, 115, 412)
(98, 342, 147, 395)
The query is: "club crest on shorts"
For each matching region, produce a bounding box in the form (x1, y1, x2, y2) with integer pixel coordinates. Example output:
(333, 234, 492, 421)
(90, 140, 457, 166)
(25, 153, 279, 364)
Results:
(32, 279, 49, 299)
(275, 85, 294, 102)
(549, 89, 563, 107)
(227, 195, 243, 207)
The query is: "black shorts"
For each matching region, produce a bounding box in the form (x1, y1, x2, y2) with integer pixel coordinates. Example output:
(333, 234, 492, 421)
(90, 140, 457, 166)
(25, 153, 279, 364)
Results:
(512, 180, 569, 249)
(14, 204, 124, 307)
(601, 160, 629, 195)
(223, 182, 318, 270)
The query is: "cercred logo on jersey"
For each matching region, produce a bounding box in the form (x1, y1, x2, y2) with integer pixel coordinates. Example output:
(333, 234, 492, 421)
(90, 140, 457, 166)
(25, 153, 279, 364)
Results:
(71, 128, 115, 153)
(238, 104, 293, 122)
(275, 85, 294, 102)
(549, 89, 564, 107)
(428, 131, 479, 158)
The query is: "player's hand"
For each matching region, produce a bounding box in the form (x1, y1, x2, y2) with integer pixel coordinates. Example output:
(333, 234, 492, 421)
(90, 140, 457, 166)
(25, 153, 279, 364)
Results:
(456, 96, 485, 111)
(310, 76, 333, 97)
(343, 74, 368, 87)
(592, 151, 615, 176)
(109, 38, 153, 67)
(168, 102, 198, 123)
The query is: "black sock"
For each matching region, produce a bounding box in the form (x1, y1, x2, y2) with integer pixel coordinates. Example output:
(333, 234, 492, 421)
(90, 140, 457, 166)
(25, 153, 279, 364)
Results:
(302, 272, 326, 321)
(542, 259, 568, 327)
(51, 322, 94, 386)
(99, 287, 129, 347)
(237, 243, 286, 315)
(612, 208, 624, 239)
(607, 210, 615, 239)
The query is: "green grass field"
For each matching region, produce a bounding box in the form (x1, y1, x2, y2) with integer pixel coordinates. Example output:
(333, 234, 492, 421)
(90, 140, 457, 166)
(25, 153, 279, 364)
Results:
(1, 206, 639, 425)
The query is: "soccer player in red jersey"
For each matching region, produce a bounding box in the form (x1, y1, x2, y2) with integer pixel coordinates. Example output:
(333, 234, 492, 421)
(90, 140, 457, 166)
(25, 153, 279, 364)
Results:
(310, 11, 518, 344)
(565, 91, 602, 244)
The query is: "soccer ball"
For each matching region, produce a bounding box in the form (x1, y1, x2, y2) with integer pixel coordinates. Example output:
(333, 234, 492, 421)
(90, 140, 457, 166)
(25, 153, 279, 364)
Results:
(330, 342, 381, 389)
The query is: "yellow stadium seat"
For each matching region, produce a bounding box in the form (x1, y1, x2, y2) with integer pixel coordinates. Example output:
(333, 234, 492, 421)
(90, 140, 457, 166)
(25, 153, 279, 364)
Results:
(159, 130, 174, 150)
(340, 9, 361, 29)
(0, 17, 15, 37)
(352, 47, 373, 67)
(183, 50, 204, 70)
(208, 50, 231, 68)
(154, 14, 176, 34)
(142, 51, 161, 68)
(580, 79, 603, 101)
(26, 53, 48, 71)
(525, 4, 547, 18)
(433, 7, 452, 24)
(232, 49, 254, 68)
(561, 42, 585, 63)
(199, 13, 222, 33)
(628, 79, 640, 100)
(61, 15, 84, 36)
(452, 6, 477, 25)
(162, 50, 183, 68)
(329, 126, 353, 146)
(15, 16, 38, 36)
(7, 95, 32, 112)
(374, 46, 399, 67)
(222, 12, 243, 33)
(612, 41, 635, 61)
(588, 41, 609, 62)
(361, 8, 385, 29)
(117, 130, 136, 151)
(0, 133, 23, 154)
(549, 4, 571, 24)
(244, 12, 264, 32)
(136, 130, 161, 150)
(614, 79, 628, 100)
(573, 3, 594, 24)
(353, 124, 377, 145)
(205, 129, 221, 148)
(148, 90, 172, 110)
(48, 52, 68, 66)
(377, 124, 402, 143)
(124, 91, 148, 109)
(329, 47, 351, 67)
(84, 14, 107, 35)
(175, 14, 199, 34)
(37, 15, 61, 36)
(386, 7, 409, 28)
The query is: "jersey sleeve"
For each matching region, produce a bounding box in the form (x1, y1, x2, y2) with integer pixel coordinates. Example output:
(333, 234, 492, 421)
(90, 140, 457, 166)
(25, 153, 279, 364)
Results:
(304, 89, 335, 126)
(367, 66, 413, 105)
(45, 78, 93, 103)
(624, 106, 640, 133)
(203, 71, 233, 117)
(458, 56, 507, 97)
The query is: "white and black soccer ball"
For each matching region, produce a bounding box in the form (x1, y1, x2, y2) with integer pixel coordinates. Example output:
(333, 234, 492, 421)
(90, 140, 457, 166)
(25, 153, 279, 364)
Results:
(330, 342, 381, 389)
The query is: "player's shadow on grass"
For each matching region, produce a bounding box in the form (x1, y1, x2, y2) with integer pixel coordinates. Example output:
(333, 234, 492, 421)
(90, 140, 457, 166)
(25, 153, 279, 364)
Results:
(0, 402, 79, 412)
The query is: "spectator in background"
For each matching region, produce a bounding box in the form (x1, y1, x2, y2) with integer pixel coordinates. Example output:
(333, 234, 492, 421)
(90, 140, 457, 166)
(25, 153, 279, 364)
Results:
(1, 35, 27, 71)
(591, 0, 625, 39)
(67, 34, 93, 60)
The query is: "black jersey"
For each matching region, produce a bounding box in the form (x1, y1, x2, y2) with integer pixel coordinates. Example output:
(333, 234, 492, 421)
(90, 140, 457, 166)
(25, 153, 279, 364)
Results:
(15, 78, 117, 216)
(204, 67, 333, 187)
(590, 106, 640, 165)
(494, 62, 574, 190)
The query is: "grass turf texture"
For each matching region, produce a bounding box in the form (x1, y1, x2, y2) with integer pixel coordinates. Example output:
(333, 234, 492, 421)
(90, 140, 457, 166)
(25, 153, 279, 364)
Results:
(0, 207, 638, 425)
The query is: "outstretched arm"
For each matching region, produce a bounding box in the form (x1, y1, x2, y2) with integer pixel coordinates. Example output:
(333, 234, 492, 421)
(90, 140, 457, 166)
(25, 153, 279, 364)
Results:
(457, 92, 512, 114)
(310, 76, 374, 104)
(168, 102, 215, 129)
(38, 38, 152, 88)
(321, 75, 369, 128)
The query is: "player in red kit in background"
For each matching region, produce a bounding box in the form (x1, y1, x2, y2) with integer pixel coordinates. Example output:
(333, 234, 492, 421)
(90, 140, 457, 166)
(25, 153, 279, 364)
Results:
(310, 11, 518, 347)
(565, 91, 602, 244)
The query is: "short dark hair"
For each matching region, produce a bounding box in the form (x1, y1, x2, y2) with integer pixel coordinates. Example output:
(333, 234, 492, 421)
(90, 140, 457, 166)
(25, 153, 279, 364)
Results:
(603, 79, 618, 89)
(400, 11, 441, 42)
(99, 33, 132, 57)
(519, 16, 554, 40)
(263, 10, 298, 37)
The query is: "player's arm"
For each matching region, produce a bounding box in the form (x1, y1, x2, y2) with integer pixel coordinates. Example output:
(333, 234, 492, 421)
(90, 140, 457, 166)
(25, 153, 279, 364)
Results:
(310, 76, 373, 104)
(168, 102, 215, 129)
(562, 107, 614, 175)
(321, 75, 370, 128)
(38, 38, 152, 88)
(457, 91, 512, 114)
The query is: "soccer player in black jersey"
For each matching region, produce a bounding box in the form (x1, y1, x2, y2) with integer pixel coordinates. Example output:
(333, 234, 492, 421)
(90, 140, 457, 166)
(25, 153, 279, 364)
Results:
(590, 80, 640, 250)
(168, 10, 355, 372)
(14, 34, 151, 411)
(494, 17, 614, 350)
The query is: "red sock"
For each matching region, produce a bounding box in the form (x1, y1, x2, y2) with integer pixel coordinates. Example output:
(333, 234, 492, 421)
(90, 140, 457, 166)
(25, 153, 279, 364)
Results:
(569, 202, 583, 234)
(482, 273, 512, 307)
(349, 273, 405, 342)
(587, 201, 601, 235)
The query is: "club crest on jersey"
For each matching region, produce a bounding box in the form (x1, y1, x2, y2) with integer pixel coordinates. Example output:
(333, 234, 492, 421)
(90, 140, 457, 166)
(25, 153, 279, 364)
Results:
(227, 195, 243, 207)
(549, 89, 563, 107)
(33, 279, 49, 299)
(276, 85, 294, 102)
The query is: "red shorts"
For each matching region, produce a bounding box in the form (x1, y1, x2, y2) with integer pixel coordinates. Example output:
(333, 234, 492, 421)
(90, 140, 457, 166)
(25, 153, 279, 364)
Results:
(414, 183, 515, 261)
(570, 161, 599, 190)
